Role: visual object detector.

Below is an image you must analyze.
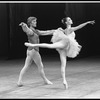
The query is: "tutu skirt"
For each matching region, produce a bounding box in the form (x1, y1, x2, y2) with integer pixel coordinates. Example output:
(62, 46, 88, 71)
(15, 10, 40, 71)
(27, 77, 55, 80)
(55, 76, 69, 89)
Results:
(66, 36, 82, 58)
(51, 28, 82, 58)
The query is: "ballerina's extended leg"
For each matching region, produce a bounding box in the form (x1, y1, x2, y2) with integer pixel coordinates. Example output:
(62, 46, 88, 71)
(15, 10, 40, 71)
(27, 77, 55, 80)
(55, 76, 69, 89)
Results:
(25, 42, 65, 49)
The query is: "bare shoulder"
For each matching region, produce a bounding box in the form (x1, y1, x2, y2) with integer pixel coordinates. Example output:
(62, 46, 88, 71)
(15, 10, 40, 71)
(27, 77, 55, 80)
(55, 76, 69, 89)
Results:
(58, 27, 63, 30)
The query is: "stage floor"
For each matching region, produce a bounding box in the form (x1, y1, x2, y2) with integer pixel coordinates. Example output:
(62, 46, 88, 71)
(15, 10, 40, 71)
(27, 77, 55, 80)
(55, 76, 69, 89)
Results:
(0, 57, 100, 98)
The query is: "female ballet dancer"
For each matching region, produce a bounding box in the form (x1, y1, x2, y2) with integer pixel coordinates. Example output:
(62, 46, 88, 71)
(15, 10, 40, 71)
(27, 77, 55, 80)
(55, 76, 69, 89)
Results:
(25, 17, 95, 89)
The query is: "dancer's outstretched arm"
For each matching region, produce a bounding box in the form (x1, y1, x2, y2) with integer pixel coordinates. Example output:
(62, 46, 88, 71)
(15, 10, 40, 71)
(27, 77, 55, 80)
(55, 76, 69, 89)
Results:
(19, 22, 33, 35)
(71, 20, 95, 32)
(37, 29, 55, 36)
(38, 27, 64, 36)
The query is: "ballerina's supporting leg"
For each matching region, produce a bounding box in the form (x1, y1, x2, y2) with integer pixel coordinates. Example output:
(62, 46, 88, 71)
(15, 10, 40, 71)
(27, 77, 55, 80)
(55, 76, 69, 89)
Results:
(25, 42, 66, 49)
(59, 50, 68, 89)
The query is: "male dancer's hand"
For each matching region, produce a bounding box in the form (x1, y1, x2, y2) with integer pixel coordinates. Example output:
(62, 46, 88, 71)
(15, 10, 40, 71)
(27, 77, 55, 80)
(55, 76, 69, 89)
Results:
(19, 22, 26, 26)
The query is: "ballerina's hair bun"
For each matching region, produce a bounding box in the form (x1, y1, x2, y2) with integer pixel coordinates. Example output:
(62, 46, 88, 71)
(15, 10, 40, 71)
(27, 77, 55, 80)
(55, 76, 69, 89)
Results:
(61, 17, 67, 26)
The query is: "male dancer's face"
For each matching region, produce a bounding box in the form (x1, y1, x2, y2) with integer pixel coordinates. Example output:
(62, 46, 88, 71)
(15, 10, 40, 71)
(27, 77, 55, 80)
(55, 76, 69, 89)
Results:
(30, 19, 37, 27)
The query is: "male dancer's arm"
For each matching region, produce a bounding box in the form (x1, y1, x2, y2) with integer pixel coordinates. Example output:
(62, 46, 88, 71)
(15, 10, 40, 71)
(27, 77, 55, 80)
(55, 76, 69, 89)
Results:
(37, 27, 64, 36)
(37, 29, 55, 36)
(19, 22, 33, 35)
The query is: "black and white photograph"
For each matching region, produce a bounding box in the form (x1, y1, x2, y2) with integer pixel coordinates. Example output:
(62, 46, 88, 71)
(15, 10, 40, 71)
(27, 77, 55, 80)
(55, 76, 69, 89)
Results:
(0, 1, 100, 98)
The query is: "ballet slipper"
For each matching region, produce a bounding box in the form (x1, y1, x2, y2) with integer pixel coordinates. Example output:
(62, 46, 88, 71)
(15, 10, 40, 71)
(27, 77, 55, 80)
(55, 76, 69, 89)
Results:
(17, 82, 23, 87)
(63, 81, 68, 89)
(44, 80, 53, 85)
(24, 42, 34, 47)
(24, 42, 29, 46)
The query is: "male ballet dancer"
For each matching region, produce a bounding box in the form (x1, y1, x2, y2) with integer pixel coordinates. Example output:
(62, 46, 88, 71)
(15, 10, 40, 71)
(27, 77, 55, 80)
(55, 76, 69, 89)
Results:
(17, 16, 54, 86)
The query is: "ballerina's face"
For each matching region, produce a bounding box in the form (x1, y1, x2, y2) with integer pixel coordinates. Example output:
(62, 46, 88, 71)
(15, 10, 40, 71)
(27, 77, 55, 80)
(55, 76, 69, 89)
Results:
(65, 17, 73, 25)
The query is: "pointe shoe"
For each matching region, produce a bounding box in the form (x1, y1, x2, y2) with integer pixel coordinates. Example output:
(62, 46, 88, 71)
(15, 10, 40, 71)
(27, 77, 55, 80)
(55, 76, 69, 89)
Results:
(63, 82, 68, 89)
(17, 82, 23, 87)
(24, 42, 34, 47)
(24, 42, 29, 47)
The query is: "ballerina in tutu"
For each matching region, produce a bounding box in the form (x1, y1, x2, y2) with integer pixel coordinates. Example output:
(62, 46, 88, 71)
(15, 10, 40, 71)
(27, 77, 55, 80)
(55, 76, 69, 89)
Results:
(25, 17, 95, 89)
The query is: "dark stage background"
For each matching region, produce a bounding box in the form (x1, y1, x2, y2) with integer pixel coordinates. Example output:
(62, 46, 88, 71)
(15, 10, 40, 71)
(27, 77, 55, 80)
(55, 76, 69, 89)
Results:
(0, 3, 100, 60)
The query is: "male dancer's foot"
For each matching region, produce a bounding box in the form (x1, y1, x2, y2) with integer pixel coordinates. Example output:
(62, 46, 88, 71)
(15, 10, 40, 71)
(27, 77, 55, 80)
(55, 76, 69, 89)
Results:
(44, 79, 53, 85)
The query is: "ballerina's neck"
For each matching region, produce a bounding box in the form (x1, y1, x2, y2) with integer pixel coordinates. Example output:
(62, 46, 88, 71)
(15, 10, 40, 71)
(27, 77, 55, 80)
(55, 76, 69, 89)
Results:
(67, 24, 71, 29)
(64, 25, 72, 35)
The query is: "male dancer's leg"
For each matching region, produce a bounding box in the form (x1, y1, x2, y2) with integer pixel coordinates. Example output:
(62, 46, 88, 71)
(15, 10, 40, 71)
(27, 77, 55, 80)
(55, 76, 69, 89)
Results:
(32, 50, 53, 85)
(17, 50, 32, 86)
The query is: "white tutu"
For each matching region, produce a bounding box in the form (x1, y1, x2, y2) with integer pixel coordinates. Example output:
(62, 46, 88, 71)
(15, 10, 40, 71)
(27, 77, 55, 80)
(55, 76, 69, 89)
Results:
(66, 32, 82, 58)
(51, 28, 82, 58)
(51, 28, 66, 43)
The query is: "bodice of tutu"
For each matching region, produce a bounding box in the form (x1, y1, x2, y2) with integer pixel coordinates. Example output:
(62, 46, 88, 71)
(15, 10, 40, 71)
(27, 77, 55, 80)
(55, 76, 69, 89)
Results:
(51, 28, 66, 43)
(67, 31, 76, 39)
